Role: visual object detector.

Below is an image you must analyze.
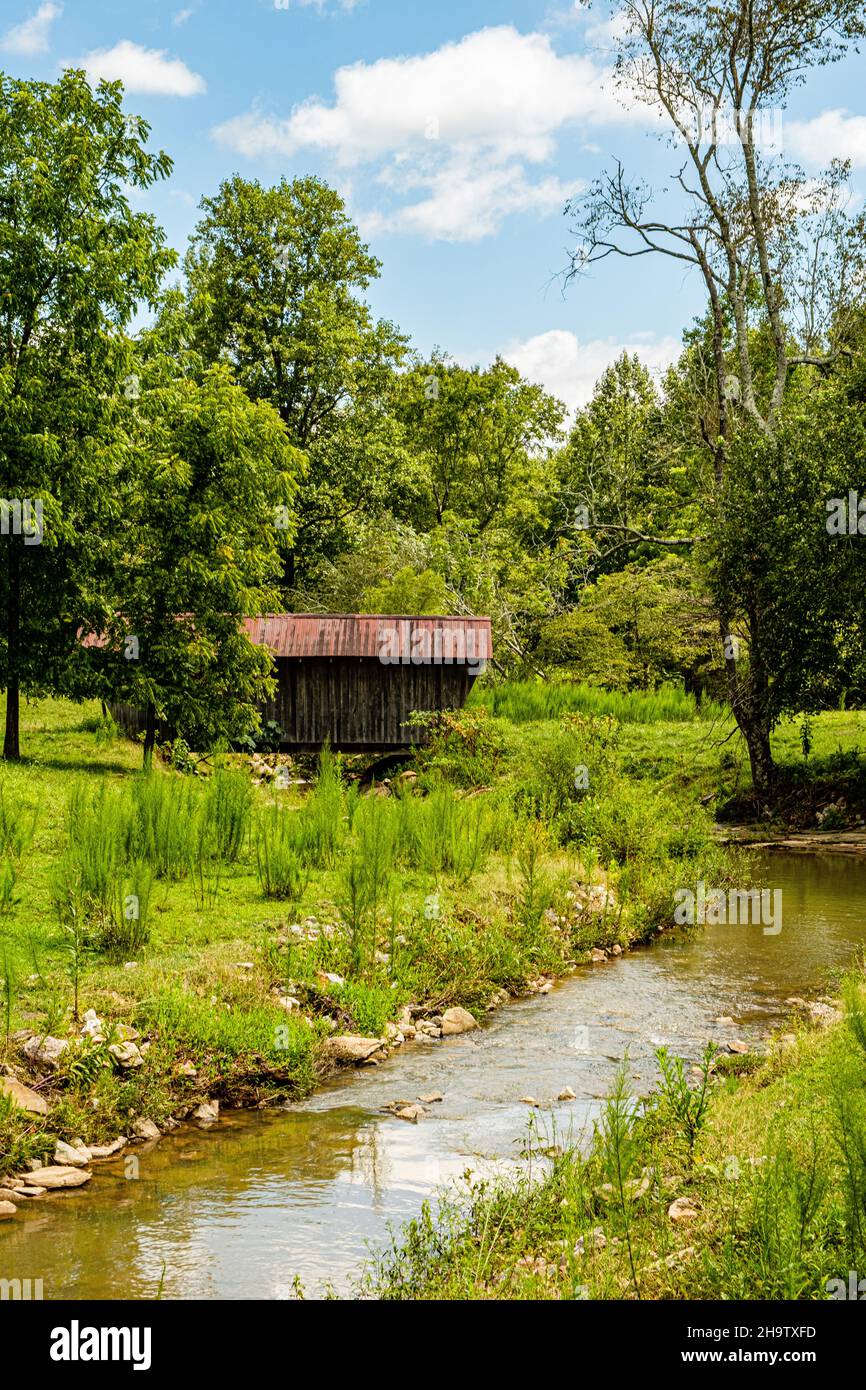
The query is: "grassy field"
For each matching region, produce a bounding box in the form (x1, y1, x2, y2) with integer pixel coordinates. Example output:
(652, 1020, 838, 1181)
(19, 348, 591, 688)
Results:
(2, 691, 865, 1188)
(0, 693, 726, 1176)
(477, 681, 866, 818)
(368, 977, 866, 1301)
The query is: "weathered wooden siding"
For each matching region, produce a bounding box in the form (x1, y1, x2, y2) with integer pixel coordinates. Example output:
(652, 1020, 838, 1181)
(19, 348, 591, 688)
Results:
(261, 657, 476, 750)
(108, 703, 170, 742)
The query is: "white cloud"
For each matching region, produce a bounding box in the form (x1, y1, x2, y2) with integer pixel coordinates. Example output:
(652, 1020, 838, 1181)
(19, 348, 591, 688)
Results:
(213, 25, 627, 240)
(70, 40, 206, 96)
(215, 26, 622, 164)
(787, 109, 866, 170)
(172, 6, 196, 25)
(1, 2, 62, 56)
(362, 155, 583, 242)
(502, 329, 681, 415)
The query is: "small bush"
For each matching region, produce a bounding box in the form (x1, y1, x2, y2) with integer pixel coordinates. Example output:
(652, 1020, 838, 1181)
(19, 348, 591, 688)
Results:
(130, 773, 198, 880)
(255, 805, 308, 902)
(204, 768, 252, 863)
(408, 707, 506, 788)
(296, 745, 345, 868)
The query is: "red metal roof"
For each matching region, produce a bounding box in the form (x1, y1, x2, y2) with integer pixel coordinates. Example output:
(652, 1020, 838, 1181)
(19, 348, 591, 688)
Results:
(83, 614, 492, 663)
(243, 614, 493, 662)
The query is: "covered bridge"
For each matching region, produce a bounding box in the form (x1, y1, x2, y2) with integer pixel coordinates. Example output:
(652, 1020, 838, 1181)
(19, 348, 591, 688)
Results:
(97, 614, 492, 753)
(249, 614, 492, 752)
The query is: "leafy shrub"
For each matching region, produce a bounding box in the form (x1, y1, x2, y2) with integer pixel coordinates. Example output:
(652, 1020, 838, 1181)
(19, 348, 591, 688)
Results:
(55, 782, 129, 928)
(130, 773, 198, 880)
(576, 780, 668, 866)
(98, 862, 154, 958)
(332, 979, 395, 1037)
(510, 714, 619, 841)
(0, 780, 36, 857)
(234, 719, 284, 755)
(295, 745, 345, 868)
(408, 707, 506, 788)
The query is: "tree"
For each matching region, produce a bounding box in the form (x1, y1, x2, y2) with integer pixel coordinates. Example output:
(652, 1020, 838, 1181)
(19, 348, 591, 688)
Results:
(84, 313, 304, 767)
(561, 353, 660, 539)
(182, 176, 409, 582)
(555, 351, 699, 589)
(0, 70, 175, 760)
(395, 353, 564, 533)
(705, 358, 866, 730)
(535, 609, 634, 689)
(569, 0, 866, 795)
(586, 557, 720, 689)
(361, 566, 449, 616)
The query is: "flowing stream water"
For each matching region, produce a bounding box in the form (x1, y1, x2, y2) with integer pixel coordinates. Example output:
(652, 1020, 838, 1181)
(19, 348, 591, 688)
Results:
(4, 851, 866, 1300)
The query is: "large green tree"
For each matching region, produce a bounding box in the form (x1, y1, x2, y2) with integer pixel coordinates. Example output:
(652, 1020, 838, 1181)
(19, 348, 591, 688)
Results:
(0, 70, 174, 760)
(395, 353, 564, 533)
(182, 176, 410, 583)
(84, 309, 304, 766)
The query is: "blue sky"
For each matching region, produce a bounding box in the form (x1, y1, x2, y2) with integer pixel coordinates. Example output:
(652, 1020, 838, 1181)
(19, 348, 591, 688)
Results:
(2, 0, 865, 412)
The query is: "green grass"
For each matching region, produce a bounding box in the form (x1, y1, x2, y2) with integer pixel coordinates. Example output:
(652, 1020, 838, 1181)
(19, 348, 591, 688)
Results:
(470, 679, 726, 725)
(615, 708, 866, 823)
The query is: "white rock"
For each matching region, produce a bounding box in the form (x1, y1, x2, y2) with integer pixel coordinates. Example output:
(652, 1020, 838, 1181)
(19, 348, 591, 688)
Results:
(24, 1166, 92, 1190)
(80, 1009, 106, 1042)
(53, 1140, 92, 1168)
(89, 1137, 127, 1159)
(131, 1118, 161, 1141)
(393, 1104, 424, 1123)
(668, 1197, 699, 1222)
(23, 1035, 69, 1069)
(108, 1041, 143, 1069)
(192, 1101, 219, 1123)
(0, 1076, 49, 1115)
(324, 1035, 386, 1064)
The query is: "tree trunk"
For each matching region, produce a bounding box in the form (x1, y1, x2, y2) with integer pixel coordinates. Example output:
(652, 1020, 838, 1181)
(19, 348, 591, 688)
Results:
(740, 716, 775, 800)
(3, 542, 21, 761)
(719, 607, 776, 801)
(143, 701, 156, 770)
(280, 547, 296, 600)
